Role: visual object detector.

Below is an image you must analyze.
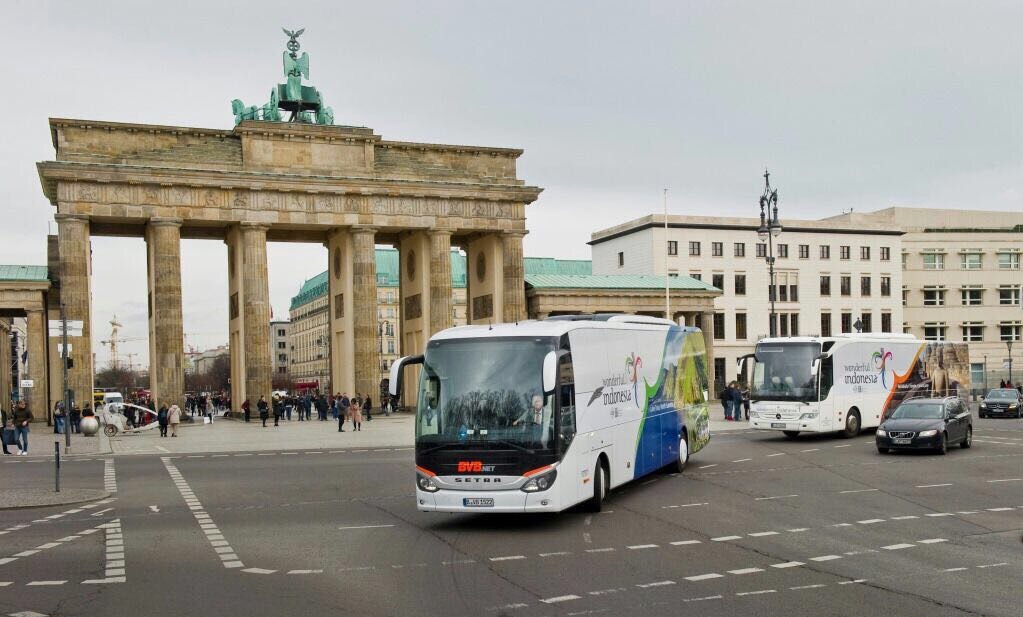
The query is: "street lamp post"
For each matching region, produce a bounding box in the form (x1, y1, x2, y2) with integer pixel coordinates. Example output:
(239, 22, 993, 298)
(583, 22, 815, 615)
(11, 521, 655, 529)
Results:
(757, 170, 782, 337)
(1008, 340, 1014, 386)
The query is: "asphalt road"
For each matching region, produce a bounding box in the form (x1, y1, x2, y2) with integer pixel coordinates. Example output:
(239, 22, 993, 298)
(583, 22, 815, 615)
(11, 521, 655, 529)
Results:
(1, 419, 1021, 617)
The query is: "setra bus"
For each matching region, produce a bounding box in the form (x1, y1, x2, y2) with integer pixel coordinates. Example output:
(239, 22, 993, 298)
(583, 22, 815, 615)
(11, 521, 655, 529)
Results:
(389, 314, 712, 513)
(739, 334, 970, 438)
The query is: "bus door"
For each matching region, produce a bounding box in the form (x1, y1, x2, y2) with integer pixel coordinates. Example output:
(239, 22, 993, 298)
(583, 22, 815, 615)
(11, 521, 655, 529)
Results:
(817, 354, 835, 430)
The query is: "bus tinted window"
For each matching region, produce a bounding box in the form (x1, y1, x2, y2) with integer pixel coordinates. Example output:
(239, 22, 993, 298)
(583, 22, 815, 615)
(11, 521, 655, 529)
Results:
(752, 342, 821, 402)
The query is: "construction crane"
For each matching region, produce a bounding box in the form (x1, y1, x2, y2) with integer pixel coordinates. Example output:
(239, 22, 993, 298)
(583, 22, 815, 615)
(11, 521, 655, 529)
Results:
(99, 315, 145, 369)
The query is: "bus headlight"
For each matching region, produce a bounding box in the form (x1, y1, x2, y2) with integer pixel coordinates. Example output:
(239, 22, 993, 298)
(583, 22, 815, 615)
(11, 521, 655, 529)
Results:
(918, 429, 938, 437)
(521, 469, 557, 493)
(799, 412, 818, 420)
(876, 429, 886, 437)
(416, 472, 440, 493)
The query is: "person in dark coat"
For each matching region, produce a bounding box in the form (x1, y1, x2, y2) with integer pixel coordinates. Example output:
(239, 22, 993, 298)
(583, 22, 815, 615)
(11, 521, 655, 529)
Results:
(258, 396, 269, 427)
(157, 404, 169, 437)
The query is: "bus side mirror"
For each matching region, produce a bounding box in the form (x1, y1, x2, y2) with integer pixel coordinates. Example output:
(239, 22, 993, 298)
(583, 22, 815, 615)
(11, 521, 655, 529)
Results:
(810, 358, 820, 377)
(542, 351, 558, 395)
(389, 355, 424, 397)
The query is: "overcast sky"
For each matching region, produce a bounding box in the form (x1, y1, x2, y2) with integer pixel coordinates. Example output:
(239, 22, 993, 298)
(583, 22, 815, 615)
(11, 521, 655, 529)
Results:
(2, 1, 1021, 367)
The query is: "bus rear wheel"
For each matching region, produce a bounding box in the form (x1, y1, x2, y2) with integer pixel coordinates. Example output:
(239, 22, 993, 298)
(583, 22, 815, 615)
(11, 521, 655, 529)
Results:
(588, 461, 608, 512)
(675, 435, 689, 472)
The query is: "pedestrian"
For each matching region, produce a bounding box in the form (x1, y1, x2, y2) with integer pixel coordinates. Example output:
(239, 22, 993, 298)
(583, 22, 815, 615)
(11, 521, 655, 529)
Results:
(741, 384, 751, 420)
(317, 393, 327, 421)
(730, 382, 744, 422)
(285, 395, 293, 421)
(364, 396, 373, 421)
(12, 401, 32, 455)
(169, 404, 181, 437)
(71, 404, 83, 433)
(350, 395, 363, 431)
(157, 403, 169, 437)
(1, 404, 13, 455)
(383, 394, 392, 416)
(206, 397, 215, 424)
(272, 395, 282, 427)
(719, 385, 732, 421)
(331, 393, 339, 421)
(243, 399, 251, 423)
(53, 401, 65, 434)
(258, 395, 269, 427)
(340, 393, 350, 430)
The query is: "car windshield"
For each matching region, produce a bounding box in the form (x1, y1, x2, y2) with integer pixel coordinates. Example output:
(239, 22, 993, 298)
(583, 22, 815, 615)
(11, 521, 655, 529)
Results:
(416, 337, 556, 450)
(986, 389, 1018, 399)
(891, 403, 945, 419)
(752, 342, 820, 402)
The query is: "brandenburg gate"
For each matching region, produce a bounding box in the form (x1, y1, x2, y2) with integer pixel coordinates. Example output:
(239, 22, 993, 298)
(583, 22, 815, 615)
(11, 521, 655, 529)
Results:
(36, 32, 542, 410)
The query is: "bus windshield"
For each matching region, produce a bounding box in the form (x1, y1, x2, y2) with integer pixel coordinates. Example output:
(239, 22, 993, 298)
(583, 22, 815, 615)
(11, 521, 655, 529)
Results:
(752, 342, 821, 402)
(416, 337, 557, 450)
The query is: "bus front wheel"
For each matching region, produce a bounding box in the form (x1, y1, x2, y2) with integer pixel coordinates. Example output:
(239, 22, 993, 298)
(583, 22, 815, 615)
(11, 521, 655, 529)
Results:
(842, 410, 861, 438)
(675, 435, 689, 472)
(588, 461, 608, 512)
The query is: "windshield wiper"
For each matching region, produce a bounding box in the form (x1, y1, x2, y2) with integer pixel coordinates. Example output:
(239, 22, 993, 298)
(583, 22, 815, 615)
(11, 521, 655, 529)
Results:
(418, 442, 463, 455)
(484, 439, 534, 454)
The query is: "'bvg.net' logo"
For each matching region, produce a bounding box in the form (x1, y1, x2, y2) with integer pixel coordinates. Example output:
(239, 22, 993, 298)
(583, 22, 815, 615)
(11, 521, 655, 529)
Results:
(626, 352, 643, 408)
(872, 348, 894, 388)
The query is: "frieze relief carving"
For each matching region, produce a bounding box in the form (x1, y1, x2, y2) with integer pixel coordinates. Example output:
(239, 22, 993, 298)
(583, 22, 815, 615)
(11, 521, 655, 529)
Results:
(170, 186, 192, 206)
(231, 190, 249, 208)
(110, 184, 131, 204)
(76, 183, 98, 202)
(142, 185, 162, 205)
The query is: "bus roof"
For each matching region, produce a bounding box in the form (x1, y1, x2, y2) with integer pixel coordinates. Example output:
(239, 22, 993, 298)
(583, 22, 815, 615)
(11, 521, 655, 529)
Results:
(757, 333, 920, 345)
(431, 315, 699, 341)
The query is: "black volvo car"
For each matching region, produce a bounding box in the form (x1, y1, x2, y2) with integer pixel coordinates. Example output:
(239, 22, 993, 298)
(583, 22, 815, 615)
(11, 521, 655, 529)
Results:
(876, 397, 972, 455)
(978, 389, 1022, 418)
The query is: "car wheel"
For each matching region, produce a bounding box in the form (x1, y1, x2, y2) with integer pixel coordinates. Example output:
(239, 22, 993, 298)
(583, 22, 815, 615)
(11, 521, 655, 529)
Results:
(675, 434, 689, 472)
(783, 431, 800, 439)
(960, 426, 972, 449)
(842, 410, 861, 438)
(588, 461, 608, 512)
(936, 433, 947, 455)
(876, 446, 889, 454)
(978, 413, 985, 419)
(103, 424, 117, 437)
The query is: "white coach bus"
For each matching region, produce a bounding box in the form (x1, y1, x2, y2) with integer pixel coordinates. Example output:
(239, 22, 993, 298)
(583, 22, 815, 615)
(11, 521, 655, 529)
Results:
(740, 334, 970, 438)
(389, 314, 712, 513)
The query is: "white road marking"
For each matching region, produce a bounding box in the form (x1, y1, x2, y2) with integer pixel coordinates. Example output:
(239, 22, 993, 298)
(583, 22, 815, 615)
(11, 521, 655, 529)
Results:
(800, 448, 820, 453)
(585, 547, 614, 553)
(149, 506, 159, 513)
(809, 555, 842, 561)
(771, 561, 804, 569)
(732, 458, 752, 463)
(685, 573, 724, 581)
(839, 488, 878, 494)
(748, 531, 779, 537)
(915, 483, 953, 488)
(834, 444, 851, 448)
(287, 569, 325, 574)
(986, 507, 1014, 512)
(882, 543, 915, 550)
(917, 538, 947, 544)
(987, 478, 1021, 483)
(684, 595, 723, 601)
(925, 513, 954, 517)
(489, 555, 526, 561)
(670, 540, 702, 546)
(787, 528, 810, 532)
(889, 515, 919, 520)
(736, 589, 776, 596)
(541, 595, 580, 604)
(942, 567, 968, 572)
(711, 536, 742, 542)
(698, 464, 718, 469)
(539, 551, 571, 557)
(338, 525, 395, 530)
(627, 544, 659, 550)
(90, 507, 114, 517)
(242, 568, 276, 574)
(766, 453, 785, 457)
(636, 580, 675, 588)
(755, 494, 798, 501)
(162, 458, 245, 570)
(858, 519, 885, 524)
(26, 580, 66, 586)
(103, 459, 117, 493)
(728, 567, 764, 575)
(790, 584, 827, 590)
(977, 563, 1009, 568)
(838, 579, 868, 585)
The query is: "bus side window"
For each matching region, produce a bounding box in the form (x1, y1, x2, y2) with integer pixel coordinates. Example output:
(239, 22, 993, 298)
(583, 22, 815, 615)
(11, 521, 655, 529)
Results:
(558, 355, 576, 450)
(819, 356, 834, 399)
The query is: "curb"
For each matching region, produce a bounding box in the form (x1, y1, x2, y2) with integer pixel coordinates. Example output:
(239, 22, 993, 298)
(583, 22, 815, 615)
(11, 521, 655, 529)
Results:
(0, 489, 112, 511)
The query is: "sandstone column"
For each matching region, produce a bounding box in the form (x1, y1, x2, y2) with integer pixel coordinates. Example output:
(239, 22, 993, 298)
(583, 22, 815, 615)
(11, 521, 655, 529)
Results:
(428, 230, 453, 335)
(25, 310, 50, 419)
(241, 223, 272, 408)
(146, 218, 185, 409)
(502, 232, 527, 323)
(351, 226, 379, 398)
(0, 319, 10, 412)
(326, 229, 355, 395)
(55, 213, 93, 408)
(702, 310, 717, 392)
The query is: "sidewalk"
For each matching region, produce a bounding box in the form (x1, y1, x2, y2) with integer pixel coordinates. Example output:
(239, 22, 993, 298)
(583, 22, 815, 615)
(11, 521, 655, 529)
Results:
(107, 413, 416, 455)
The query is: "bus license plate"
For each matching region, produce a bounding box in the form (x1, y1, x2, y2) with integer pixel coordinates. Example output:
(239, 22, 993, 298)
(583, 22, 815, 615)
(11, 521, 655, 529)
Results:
(892, 438, 912, 445)
(771, 422, 786, 429)
(463, 498, 494, 507)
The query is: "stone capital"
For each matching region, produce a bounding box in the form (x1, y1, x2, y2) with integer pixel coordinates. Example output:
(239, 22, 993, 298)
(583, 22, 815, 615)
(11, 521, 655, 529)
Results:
(426, 229, 453, 238)
(501, 230, 529, 239)
(54, 213, 89, 224)
(148, 217, 183, 228)
(238, 222, 270, 233)
(349, 225, 378, 236)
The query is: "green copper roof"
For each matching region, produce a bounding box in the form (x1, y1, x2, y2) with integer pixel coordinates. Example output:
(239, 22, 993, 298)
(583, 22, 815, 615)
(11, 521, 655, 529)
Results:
(0, 265, 49, 282)
(523, 257, 591, 275)
(524, 273, 719, 292)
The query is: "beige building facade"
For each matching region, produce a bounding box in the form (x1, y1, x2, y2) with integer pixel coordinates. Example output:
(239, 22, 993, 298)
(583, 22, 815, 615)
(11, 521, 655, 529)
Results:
(36, 118, 541, 410)
(270, 320, 291, 382)
(591, 214, 905, 388)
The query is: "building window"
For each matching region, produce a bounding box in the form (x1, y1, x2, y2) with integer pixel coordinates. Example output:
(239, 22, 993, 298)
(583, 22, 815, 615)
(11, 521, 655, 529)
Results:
(617, 251, 624, 267)
(880, 246, 891, 261)
(712, 242, 723, 257)
(735, 313, 747, 340)
(277, 341, 286, 349)
(668, 270, 679, 278)
(667, 240, 678, 256)
(820, 313, 832, 337)
(777, 244, 789, 258)
(840, 275, 851, 296)
(713, 313, 725, 340)
(1000, 322, 1022, 342)
(778, 314, 788, 336)
(820, 245, 831, 260)
(756, 243, 767, 258)
(790, 314, 799, 336)
(690, 272, 702, 281)
(922, 252, 945, 270)
(923, 288, 946, 306)
(924, 323, 947, 341)
(789, 285, 799, 302)
(961, 323, 984, 342)
(277, 329, 286, 337)
(840, 245, 851, 260)
(841, 312, 852, 334)
(881, 312, 892, 333)
(798, 244, 810, 259)
(998, 286, 1021, 306)
(902, 287, 909, 306)
(778, 284, 788, 302)
(998, 251, 1021, 269)
(860, 276, 871, 296)
(961, 251, 983, 269)
(961, 287, 983, 306)
(860, 246, 871, 260)
(820, 275, 831, 296)
(734, 242, 746, 257)
(689, 241, 701, 256)
(711, 273, 724, 290)
(880, 276, 891, 297)
(860, 312, 872, 333)
(734, 274, 746, 295)
(901, 252, 908, 269)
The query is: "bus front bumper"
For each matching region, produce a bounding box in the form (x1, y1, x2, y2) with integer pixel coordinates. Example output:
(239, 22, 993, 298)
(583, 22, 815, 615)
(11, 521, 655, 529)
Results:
(416, 488, 561, 513)
(749, 419, 821, 432)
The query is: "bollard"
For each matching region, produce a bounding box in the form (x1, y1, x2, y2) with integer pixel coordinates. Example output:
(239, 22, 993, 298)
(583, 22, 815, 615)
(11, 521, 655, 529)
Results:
(55, 441, 61, 493)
